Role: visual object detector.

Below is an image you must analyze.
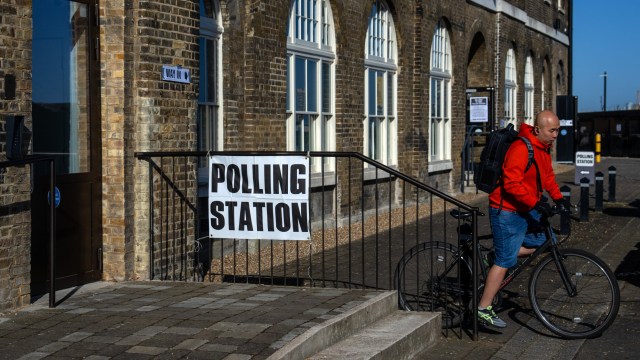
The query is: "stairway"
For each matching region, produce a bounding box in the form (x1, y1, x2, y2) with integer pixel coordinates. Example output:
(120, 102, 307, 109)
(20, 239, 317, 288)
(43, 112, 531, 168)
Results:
(268, 291, 441, 360)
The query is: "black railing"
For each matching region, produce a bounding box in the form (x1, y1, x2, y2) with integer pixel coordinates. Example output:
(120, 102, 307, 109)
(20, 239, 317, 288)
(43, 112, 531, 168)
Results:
(0, 156, 56, 308)
(136, 151, 481, 337)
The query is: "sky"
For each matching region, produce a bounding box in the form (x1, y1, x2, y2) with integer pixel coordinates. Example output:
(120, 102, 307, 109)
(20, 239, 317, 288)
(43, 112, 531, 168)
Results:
(573, 1, 640, 112)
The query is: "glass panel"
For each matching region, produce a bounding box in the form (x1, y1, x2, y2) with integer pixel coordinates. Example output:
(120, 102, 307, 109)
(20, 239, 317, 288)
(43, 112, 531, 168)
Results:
(387, 73, 393, 115)
(207, 38, 216, 103)
(322, 62, 330, 113)
(430, 78, 436, 117)
(295, 114, 309, 151)
(376, 71, 384, 115)
(443, 80, 448, 118)
(369, 118, 377, 159)
(431, 119, 439, 158)
(286, 56, 291, 111)
(295, 57, 306, 110)
(199, 38, 207, 102)
(368, 70, 376, 115)
(33, 0, 91, 174)
(307, 59, 317, 112)
(200, 0, 214, 18)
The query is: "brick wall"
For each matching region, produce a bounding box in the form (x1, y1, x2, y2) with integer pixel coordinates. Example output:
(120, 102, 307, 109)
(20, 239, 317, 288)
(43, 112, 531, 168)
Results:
(0, 0, 32, 312)
(0, 0, 571, 310)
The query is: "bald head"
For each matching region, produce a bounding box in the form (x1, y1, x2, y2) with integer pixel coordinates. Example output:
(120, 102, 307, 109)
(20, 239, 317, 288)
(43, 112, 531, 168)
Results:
(534, 110, 560, 145)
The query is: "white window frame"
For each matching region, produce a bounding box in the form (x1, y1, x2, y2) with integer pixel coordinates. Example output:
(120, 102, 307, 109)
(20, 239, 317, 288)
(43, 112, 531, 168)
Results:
(364, 0, 397, 167)
(504, 47, 517, 128)
(541, 66, 546, 110)
(199, 0, 223, 152)
(524, 55, 534, 125)
(287, 0, 336, 174)
(428, 20, 452, 169)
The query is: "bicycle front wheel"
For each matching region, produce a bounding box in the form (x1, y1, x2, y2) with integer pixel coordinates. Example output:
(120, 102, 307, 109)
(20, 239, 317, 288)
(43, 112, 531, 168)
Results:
(395, 241, 472, 328)
(529, 248, 620, 339)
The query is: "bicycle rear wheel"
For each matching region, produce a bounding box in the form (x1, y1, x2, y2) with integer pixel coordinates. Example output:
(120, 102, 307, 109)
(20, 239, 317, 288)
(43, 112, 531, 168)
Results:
(529, 248, 620, 339)
(395, 241, 472, 328)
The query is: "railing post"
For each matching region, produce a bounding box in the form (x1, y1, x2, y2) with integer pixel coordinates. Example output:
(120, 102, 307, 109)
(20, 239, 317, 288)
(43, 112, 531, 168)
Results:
(48, 158, 56, 308)
(595, 172, 604, 212)
(559, 185, 571, 235)
(608, 166, 616, 202)
(472, 209, 479, 341)
(580, 177, 590, 222)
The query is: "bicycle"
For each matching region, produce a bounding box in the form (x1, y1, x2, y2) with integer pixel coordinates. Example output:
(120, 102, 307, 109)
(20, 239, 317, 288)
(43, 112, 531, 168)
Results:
(394, 204, 620, 339)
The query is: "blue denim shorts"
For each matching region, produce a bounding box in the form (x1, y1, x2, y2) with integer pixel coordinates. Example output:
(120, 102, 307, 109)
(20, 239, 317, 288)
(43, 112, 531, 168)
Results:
(489, 207, 548, 268)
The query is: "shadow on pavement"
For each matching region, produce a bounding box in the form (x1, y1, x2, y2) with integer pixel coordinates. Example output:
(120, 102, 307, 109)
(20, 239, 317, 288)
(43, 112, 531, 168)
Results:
(615, 241, 640, 288)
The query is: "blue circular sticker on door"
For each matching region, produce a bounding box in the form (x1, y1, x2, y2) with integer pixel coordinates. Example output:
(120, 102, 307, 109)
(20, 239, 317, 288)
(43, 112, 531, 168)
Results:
(47, 186, 61, 208)
(560, 129, 567, 136)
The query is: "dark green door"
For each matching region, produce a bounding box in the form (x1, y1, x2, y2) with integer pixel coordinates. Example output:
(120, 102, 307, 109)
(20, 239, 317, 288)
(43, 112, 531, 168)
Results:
(31, 0, 102, 294)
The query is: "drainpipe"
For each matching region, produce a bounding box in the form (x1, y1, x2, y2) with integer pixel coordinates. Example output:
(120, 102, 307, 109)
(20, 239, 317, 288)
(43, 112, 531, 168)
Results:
(568, 0, 573, 98)
(494, 12, 501, 129)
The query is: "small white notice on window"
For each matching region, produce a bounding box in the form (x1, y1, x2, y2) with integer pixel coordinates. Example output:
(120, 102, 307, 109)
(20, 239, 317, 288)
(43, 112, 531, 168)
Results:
(162, 65, 191, 84)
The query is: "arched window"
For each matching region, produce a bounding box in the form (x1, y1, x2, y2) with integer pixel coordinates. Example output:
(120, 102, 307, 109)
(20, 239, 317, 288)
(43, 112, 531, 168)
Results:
(287, 0, 336, 172)
(429, 20, 452, 167)
(524, 54, 534, 125)
(364, 0, 397, 166)
(199, 0, 223, 151)
(504, 47, 517, 127)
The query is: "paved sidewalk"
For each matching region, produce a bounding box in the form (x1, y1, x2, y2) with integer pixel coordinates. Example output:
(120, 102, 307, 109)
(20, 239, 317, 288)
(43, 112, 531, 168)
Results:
(0, 283, 382, 359)
(426, 157, 640, 359)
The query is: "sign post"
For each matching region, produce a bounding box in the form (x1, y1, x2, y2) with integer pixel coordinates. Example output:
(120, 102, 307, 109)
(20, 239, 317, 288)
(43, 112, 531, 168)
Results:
(574, 151, 595, 184)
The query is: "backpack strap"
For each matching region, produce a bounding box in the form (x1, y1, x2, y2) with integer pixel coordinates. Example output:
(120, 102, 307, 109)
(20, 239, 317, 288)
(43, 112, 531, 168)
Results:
(518, 137, 542, 194)
(498, 137, 542, 212)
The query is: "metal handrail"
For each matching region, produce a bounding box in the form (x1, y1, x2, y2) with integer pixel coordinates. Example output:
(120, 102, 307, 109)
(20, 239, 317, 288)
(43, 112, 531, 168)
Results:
(0, 155, 56, 308)
(136, 150, 481, 339)
(136, 150, 478, 212)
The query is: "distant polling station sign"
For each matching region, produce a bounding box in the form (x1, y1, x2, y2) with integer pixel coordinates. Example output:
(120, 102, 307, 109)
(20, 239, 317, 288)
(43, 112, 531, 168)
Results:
(208, 156, 310, 240)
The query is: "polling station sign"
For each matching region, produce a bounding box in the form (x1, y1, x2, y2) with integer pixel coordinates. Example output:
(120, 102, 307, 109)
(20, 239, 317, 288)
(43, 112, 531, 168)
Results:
(208, 156, 310, 240)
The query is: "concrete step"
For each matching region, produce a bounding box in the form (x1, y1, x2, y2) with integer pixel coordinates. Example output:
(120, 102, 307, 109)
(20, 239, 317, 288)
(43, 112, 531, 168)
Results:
(309, 310, 441, 360)
(267, 291, 441, 360)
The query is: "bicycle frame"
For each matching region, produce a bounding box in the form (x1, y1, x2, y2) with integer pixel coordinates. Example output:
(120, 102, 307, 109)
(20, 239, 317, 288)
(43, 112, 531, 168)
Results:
(495, 219, 577, 297)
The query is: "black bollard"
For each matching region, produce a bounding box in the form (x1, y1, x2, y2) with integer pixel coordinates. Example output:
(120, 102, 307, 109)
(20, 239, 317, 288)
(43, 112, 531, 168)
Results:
(608, 166, 616, 202)
(580, 177, 590, 222)
(560, 185, 571, 235)
(595, 172, 604, 212)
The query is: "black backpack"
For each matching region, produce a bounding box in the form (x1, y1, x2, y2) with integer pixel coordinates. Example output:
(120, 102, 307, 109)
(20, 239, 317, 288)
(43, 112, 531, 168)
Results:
(474, 123, 535, 194)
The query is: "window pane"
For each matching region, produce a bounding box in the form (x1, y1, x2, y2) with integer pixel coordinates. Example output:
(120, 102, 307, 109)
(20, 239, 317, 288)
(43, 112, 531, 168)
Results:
(443, 80, 448, 118)
(295, 57, 306, 110)
(198, 38, 207, 102)
(376, 71, 384, 115)
(369, 117, 379, 160)
(431, 119, 438, 157)
(307, 59, 317, 112)
(206, 38, 216, 103)
(286, 56, 291, 111)
(322, 62, 330, 113)
(368, 70, 376, 115)
(387, 74, 393, 115)
(430, 78, 436, 117)
(296, 114, 309, 151)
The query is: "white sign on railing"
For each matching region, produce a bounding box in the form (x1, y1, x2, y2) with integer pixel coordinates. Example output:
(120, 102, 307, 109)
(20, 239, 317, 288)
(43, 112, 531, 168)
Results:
(208, 155, 310, 240)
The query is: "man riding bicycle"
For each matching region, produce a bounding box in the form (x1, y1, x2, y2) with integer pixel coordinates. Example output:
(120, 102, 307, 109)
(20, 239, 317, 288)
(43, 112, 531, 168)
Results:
(478, 110, 568, 328)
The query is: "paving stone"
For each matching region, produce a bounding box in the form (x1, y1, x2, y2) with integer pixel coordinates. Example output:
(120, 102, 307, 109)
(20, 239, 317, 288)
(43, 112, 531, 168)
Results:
(59, 331, 93, 342)
(126, 345, 167, 355)
(35, 341, 71, 354)
(173, 338, 208, 350)
(199, 343, 238, 353)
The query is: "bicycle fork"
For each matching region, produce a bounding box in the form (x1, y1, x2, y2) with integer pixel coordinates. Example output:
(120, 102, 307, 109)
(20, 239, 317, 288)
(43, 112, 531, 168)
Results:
(550, 247, 578, 297)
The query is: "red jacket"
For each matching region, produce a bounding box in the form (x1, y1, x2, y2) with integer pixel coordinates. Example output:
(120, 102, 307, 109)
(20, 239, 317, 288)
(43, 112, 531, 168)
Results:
(489, 123, 563, 212)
